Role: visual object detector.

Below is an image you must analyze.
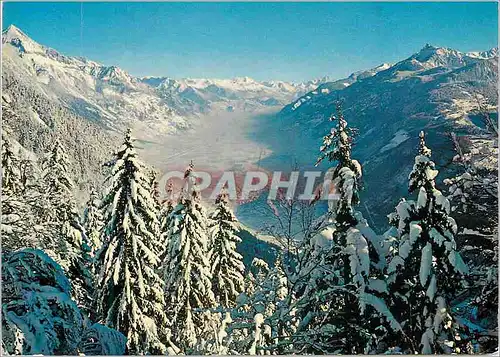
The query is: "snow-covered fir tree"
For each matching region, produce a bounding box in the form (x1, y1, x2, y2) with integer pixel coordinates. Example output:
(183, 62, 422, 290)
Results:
(315, 103, 361, 179)
(146, 167, 162, 257)
(208, 187, 245, 308)
(39, 140, 94, 315)
(293, 104, 398, 354)
(148, 166, 162, 207)
(163, 162, 217, 351)
(445, 132, 498, 348)
(158, 180, 176, 260)
(256, 255, 294, 354)
(38, 139, 78, 253)
(385, 131, 470, 353)
(1, 136, 22, 194)
(1, 136, 36, 252)
(82, 189, 103, 256)
(95, 129, 167, 355)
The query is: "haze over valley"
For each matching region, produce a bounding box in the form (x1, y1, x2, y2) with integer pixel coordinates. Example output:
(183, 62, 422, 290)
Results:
(2, 24, 497, 231)
(2, 1, 499, 354)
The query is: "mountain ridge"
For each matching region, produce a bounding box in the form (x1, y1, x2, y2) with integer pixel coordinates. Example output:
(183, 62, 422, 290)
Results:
(2, 24, 331, 135)
(267, 42, 498, 231)
(2, 24, 497, 227)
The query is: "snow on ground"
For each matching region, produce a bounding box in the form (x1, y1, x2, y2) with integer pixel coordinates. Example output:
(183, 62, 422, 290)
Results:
(141, 107, 277, 176)
(380, 130, 410, 153)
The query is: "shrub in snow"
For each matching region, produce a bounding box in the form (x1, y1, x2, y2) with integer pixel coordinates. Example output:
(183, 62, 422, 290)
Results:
(223, 256, 296, 354)
(77, 323, 127, 355)
(2, 249, 83, 355)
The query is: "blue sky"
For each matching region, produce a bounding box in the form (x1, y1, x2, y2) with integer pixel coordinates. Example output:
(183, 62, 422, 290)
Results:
(3, 2, 498, 82)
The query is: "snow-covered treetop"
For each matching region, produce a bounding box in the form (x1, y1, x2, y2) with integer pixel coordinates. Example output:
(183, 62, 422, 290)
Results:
(41, 139, 74, 195)
(215, 185, 231, 205)
(418, 131, 432, 157)
(163, 180, 176, 204)
(181, 161, 202, 202)
(1, 136, 21, 193)
(251, 258, 270, 276)
(316, 102, 360, 175)
(408, 131, 438, 194)
(118, 128, 134, 155)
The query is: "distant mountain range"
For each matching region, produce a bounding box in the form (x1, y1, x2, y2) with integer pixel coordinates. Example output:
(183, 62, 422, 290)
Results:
(260, 42, 497, 230)
(2, 24, 497, 232)
(2, 24, 329, 139)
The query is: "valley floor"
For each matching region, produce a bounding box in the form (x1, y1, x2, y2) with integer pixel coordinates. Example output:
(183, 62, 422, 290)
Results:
(142, 107, 279, 172)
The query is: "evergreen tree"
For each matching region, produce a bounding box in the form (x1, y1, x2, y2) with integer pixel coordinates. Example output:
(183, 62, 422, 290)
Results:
(294, 104, 397, 354)
(1, 136, 22, 194)
(163, 162, 217, 351)
(208, 188, 245, 308)
(39, 139, 77, 254)
(158, 180, 176, 260)
(1, 136, 36, 251)
(82, 189, 104, 257)
(146, 167, 162, 257)
(386, 131, 470, 353)
(148, 166, 161, 208)
(315, 103, 361, 181)
(39, 140, 94, 314)
(255, 255, 294, 354)
(95, 129, 167, 354)
(445, 133, 498, 351)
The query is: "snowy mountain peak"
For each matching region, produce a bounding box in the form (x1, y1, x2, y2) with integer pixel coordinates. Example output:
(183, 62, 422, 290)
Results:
(233, 76, 255, 83)
(466, 47, 499, 59)
(2, 24, 27, 39)
(413, 44, 457, 62)
(376, 63, 392, 70)
(2, 24, 44, 54)
(390, 44, 498, 73)
(421, 43, 438, 50)
(412, 44, 498, 66)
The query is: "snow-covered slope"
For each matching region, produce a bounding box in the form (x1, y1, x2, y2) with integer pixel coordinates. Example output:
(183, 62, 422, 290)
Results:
(2, 25, 189, 138)
(140, 76, 324, 115)
(2, 25, 325, 139)
(262, 44, 498, 230)
(3, 25, 497, 231)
